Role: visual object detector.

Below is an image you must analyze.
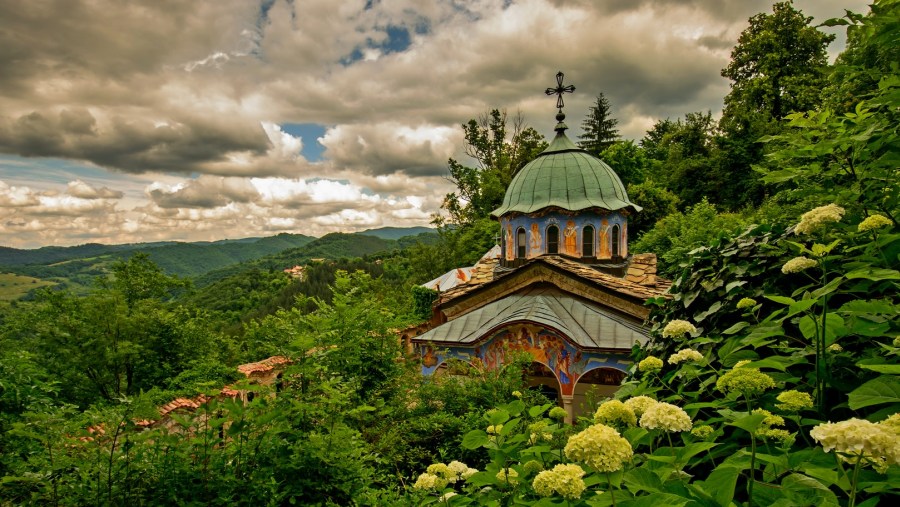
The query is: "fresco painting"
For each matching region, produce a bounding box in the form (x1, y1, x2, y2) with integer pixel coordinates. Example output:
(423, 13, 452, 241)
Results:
(419, 324, 631, 396)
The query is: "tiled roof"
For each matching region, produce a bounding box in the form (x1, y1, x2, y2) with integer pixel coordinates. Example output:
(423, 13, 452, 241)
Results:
(413, 286, 649, 349)
(129, 355, 292, 430)
(437, 254, 669, 305)
(237, 355, 292, 376)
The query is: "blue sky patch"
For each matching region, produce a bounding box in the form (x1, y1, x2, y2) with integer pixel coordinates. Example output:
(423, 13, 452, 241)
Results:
(280, 123, 327, 161)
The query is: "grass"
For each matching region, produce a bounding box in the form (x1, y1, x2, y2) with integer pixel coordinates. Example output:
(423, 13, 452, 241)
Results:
(0, 273, 56, 300)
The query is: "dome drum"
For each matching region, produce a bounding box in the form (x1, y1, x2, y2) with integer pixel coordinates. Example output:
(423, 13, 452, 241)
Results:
(500, 209, 629, 269)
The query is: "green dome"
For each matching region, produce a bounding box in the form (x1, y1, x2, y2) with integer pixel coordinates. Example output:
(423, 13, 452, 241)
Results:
(491, 130, 641, 218)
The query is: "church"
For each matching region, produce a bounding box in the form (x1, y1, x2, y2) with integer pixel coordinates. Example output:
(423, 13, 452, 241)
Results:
(408, 73, 670, 423)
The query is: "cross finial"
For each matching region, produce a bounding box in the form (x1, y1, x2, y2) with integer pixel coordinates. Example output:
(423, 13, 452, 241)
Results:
(545, 71, 575, 113)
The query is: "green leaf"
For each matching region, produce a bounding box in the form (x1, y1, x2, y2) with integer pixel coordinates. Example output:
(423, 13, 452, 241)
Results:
(484, 409, 509, 425)
(839, 299, 897, 315)
(695, 465, 740, 507)
(461, 429, 489, 449)
(728, 413, 768, 434)
(766, 295, 796, 305)
(623, 468, 663, 494)
(845, 268, 900, 280)
(781, 473, 839, 506)
(529, 404, 552, 418)
(623, 492, 695, 507)
(856, 359, 900, 374)
(676, 442, 718, 463)
(504, 399, 526, 416)
(746, 356, 804, 372)
(848, 376, 900, 410)
(786, 298, 819, 317)
(722, 321, 750, 335)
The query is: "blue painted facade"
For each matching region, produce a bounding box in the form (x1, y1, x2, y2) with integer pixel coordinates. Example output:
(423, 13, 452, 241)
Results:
(500, 210, 628, 262)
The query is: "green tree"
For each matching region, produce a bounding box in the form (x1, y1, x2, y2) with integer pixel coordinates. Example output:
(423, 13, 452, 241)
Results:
(717, 1, 835, 209)
(577, 93, 619, 156)
(441, 109, 547, 226)
(758, 1, 900, 224)
(625, 179, 680, 238)
(721, 1, 835, 127)
(598, 139, 647, 187)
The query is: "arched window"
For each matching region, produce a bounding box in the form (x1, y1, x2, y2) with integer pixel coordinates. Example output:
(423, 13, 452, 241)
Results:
(582, 225, 594, 257)
(611, 224, 620, 257)
(516, 228, 526, 258)
(547, 225, 559, 254)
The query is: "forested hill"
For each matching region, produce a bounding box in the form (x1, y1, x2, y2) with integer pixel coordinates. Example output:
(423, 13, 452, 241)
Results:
(0, 233, 315, 285)
(357, 226, 433, 240)
(191, 231, 435, 288)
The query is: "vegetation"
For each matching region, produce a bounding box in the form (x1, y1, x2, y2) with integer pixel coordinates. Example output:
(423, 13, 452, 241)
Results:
(578, 93, 620, 157)
(0, 1, 898, 505)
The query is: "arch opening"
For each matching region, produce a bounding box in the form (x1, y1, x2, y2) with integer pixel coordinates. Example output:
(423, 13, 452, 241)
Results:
(516, 227, 527, 258)
(582, 225, 594, 257)
(547, 225, 559, 254)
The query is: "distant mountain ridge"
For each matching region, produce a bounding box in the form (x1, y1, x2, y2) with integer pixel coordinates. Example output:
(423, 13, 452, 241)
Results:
(357, 226, 433, 240)
(0, 227, 437, 292)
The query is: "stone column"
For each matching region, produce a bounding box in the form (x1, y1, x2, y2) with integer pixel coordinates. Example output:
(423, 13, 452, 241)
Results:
(561, 395, 575, 425)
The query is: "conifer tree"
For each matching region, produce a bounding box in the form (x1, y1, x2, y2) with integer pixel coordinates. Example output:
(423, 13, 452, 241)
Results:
(578, 93, 619, 156)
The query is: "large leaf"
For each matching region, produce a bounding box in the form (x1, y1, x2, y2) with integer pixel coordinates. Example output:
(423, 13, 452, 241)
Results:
(461, 429, 489, 449)
(623, 492, 695, 507)
(695, 465, 740, 507)
(848, 376, 900, 410)
(728, 413, 768, 434)
(781, 473, 839, 506)
(845, 268, 900, 280)
(623, 468, 663, 494)
(856, 359, 900, 374)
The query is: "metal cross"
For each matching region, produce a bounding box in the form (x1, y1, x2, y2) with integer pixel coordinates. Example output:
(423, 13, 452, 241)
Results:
(545, 71, 575, 112)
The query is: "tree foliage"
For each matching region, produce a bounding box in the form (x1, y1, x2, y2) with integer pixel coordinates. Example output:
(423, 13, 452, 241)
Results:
(577, 93, 619, 156)
(441, 109, 547, 226)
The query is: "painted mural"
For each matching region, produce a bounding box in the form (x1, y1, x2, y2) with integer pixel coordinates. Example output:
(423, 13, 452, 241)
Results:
(500, 210, 627, 262)
(419, 323, 631, 396)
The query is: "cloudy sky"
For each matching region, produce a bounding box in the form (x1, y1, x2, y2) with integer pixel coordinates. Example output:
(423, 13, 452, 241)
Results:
(0, 0, 868, 248)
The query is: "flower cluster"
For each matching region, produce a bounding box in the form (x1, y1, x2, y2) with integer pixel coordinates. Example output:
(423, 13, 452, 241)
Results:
(736, 297, 757, 310)
(496, 468, 519, 485)
(662, 319, 697, 338)
(413, 460, 478, 490)
(522, 460, 544, 475)
(668, 348, 704, 365)
(811, 418, 900, 472)
(795, 203, 845, 234)
(528, 420, 553, 444)
(716, 365, 775, 397)
(858, 214, 892, 232)
(775, 390, 814, 412)
(549, 407, 568, 421)
(691, 425, 714, 439)
(564, 423, 633, 472)
(512, 390, 522, 398)
(753, 408, 785, 429)
(413, 472, 447, 491)
(593, 400, 637, 427)
(782, 256, 817, 274)
(640, 402, 693, 432)
(486, 424, 503, 435)
(827, 343, 843, 352)
(638, 356, 664, 373)
(447, 461, 477, 481)
(624, 396, 657, 417)
(532, 464, 586, 499)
